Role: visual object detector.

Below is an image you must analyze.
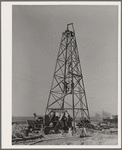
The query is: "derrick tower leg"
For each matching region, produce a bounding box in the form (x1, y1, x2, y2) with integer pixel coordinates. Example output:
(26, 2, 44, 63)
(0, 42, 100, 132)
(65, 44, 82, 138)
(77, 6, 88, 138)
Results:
(45, 23, 90, 129)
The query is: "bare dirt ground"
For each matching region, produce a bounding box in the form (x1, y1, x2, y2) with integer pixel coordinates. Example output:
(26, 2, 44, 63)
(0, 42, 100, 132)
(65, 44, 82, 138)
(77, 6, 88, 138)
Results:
(13, 128, 118, 145)
(36, 129, 118, 145)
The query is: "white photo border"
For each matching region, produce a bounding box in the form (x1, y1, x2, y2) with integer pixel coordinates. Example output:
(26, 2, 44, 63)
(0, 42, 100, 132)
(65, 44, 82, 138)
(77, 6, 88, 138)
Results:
(1, 1, 121, 149)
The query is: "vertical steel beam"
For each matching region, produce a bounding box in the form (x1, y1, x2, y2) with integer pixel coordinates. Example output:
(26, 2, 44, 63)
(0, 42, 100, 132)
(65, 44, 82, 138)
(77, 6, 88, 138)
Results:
(70, 31, 75, 129)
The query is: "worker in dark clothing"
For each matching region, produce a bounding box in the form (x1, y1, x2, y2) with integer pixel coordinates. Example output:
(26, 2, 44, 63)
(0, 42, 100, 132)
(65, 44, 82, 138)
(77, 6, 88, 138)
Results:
(67, 115, 73, 136)
(59, 112, 68, 131)
(63, 81, 69, 94)
(67, 115, 73, 128)
(62, 112, 67, 127)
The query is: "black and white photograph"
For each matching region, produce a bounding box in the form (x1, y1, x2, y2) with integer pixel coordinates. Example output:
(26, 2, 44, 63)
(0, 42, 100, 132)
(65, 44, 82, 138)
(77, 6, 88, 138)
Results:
(1, 1, 121, 148)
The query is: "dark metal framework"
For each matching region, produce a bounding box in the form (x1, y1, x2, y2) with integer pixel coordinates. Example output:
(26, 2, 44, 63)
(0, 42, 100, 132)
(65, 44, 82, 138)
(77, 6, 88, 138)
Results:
(45, 23, 90, 128)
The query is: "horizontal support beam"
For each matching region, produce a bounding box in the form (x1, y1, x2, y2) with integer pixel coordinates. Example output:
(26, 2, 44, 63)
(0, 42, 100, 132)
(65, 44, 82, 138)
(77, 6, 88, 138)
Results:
(68, 71, 82, 78)
(48, 108, 88, 110)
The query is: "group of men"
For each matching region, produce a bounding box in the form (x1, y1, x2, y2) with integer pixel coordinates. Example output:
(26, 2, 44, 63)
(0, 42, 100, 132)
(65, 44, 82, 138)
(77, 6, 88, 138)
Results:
(33, 112, 89, 137)
(51, 112, 89, 137)
(50, 111, 73, 131)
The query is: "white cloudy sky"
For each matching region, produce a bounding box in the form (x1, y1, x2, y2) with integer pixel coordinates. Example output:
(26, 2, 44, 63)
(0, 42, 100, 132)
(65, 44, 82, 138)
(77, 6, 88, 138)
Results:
(12, 5, 118, 117)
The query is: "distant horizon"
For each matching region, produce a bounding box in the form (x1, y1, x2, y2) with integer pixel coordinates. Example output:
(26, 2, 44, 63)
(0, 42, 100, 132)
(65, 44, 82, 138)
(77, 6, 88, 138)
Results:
(12, 111, 117, 118)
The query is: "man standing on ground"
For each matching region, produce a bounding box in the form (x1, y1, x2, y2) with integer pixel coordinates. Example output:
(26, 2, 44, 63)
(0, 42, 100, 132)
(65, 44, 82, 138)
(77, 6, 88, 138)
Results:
(67, 114, 73, 128)
(79, 118, 88, 137)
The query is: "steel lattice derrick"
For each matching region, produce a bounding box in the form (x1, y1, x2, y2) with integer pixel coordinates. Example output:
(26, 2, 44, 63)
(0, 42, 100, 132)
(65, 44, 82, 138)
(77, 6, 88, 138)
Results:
(45, 23, 90, 128)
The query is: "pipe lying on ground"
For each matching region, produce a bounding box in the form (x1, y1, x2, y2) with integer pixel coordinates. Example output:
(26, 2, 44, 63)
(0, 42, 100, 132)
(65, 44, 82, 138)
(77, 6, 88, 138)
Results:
(12, 135, 43, 142)
(29, 135, 79, 145)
